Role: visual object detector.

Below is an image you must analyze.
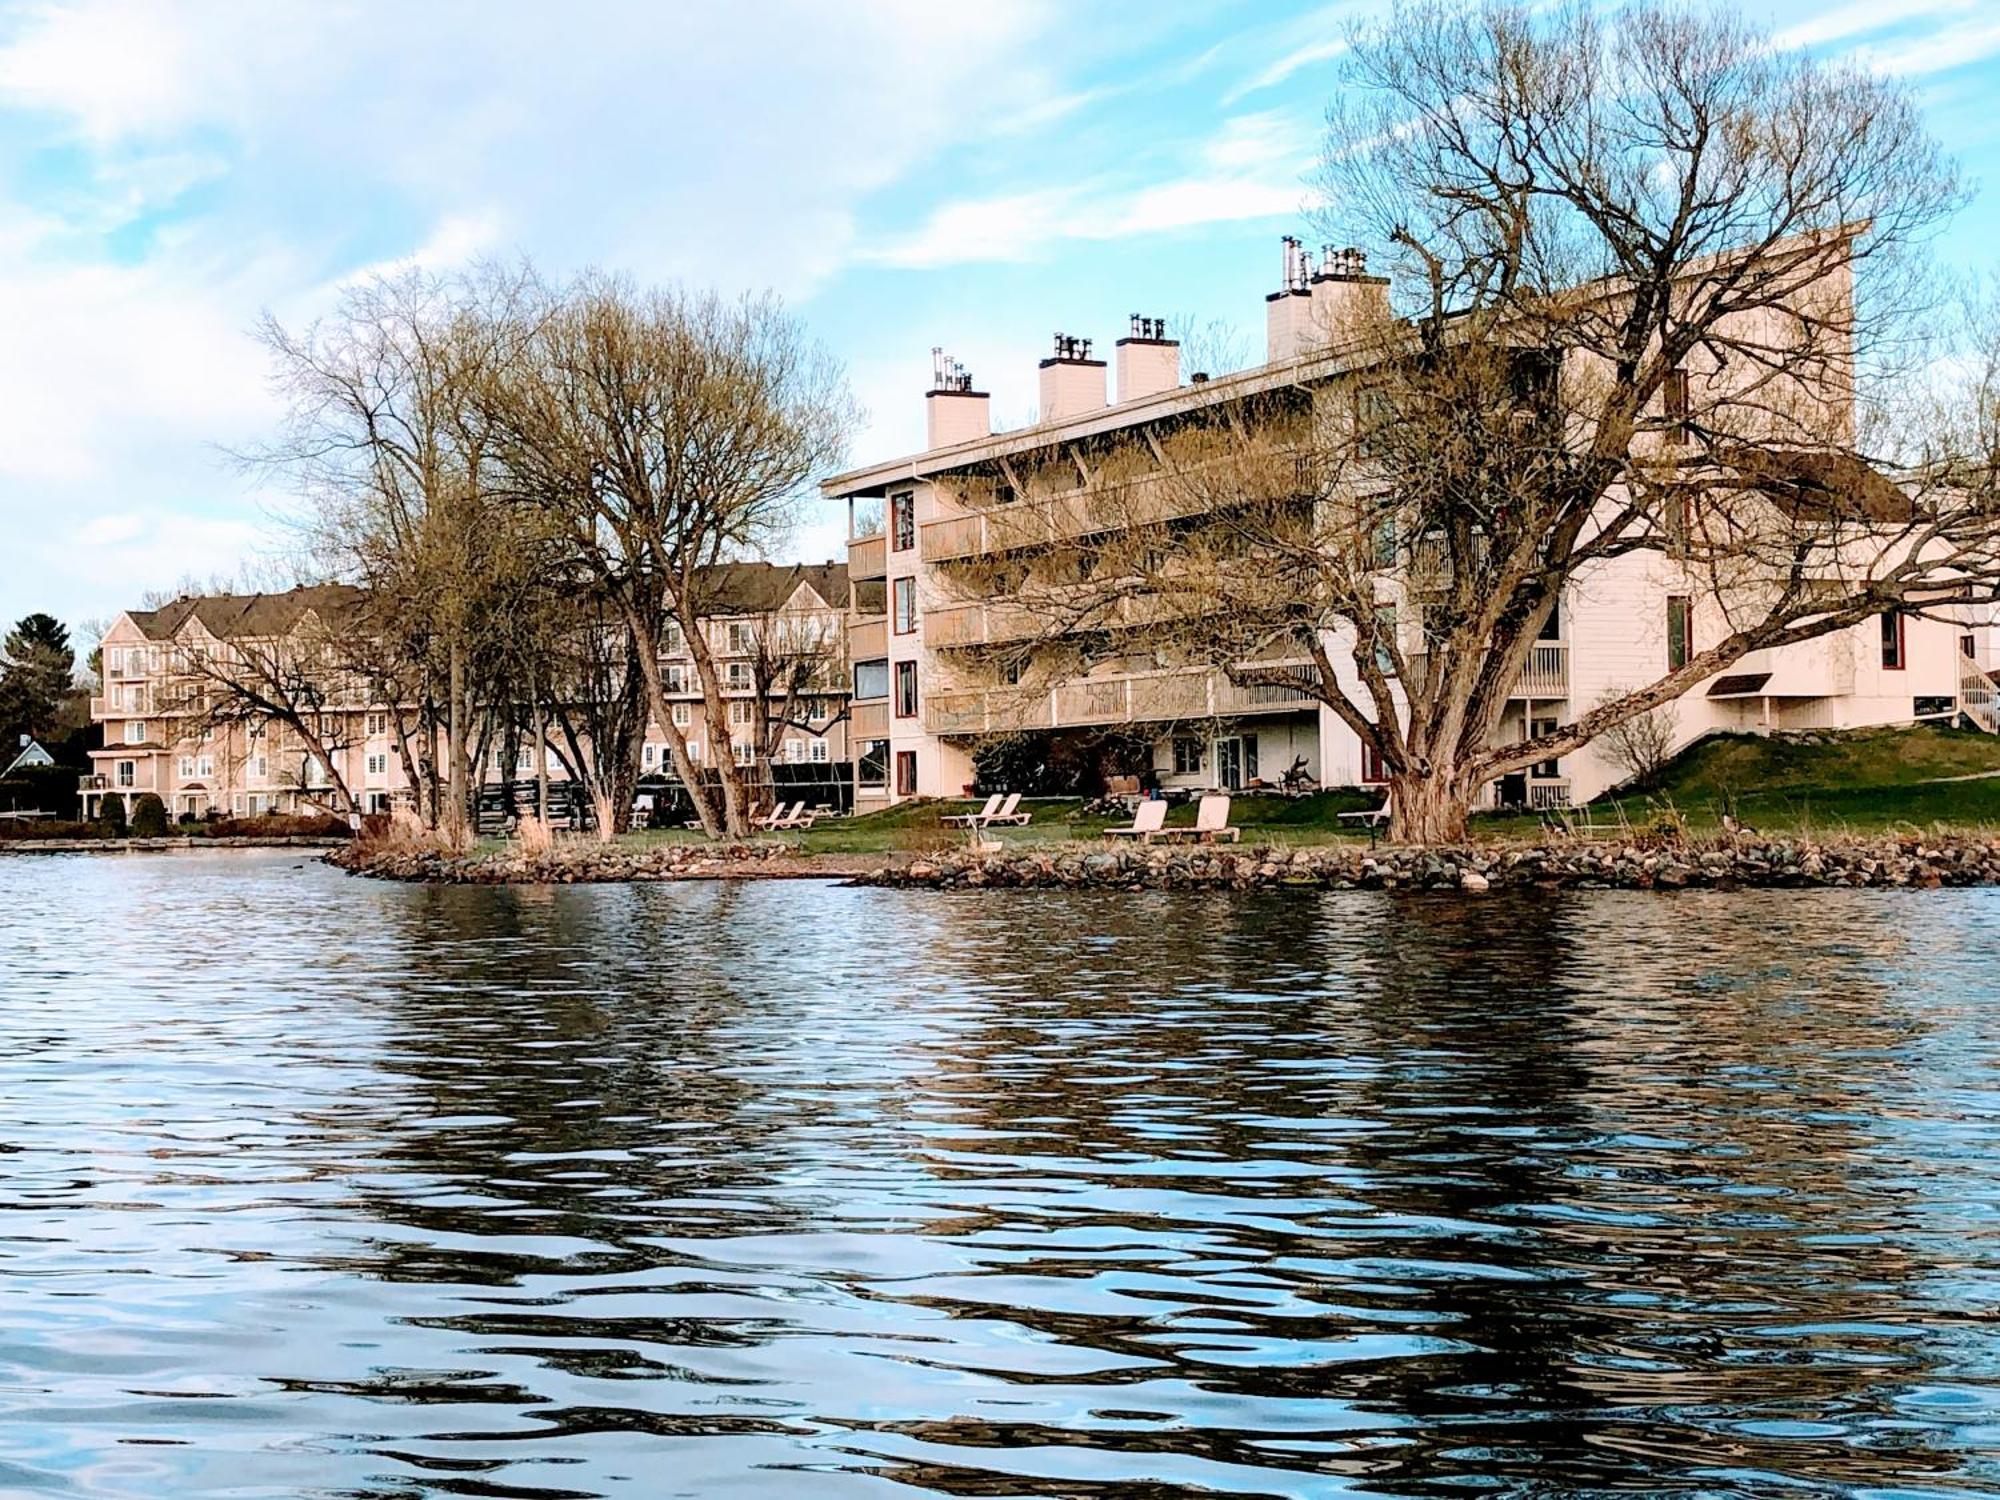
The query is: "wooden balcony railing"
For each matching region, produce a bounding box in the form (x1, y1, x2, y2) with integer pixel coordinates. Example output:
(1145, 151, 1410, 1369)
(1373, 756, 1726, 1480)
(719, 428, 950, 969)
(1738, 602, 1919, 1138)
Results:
(1515, 642, 1568, 698)
(848, 617, 886, 660)
(848, 534, 886, 581)
(850, 700, 889, 740)
(925, 665, 1317, 736)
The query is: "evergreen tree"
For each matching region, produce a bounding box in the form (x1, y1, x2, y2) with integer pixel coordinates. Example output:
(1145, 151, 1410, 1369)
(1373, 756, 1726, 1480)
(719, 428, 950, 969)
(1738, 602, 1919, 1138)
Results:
(0, 614, 76, 744)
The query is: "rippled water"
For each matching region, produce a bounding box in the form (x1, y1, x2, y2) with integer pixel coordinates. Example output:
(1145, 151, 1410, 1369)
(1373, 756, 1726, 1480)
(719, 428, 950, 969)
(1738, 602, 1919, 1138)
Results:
(1, 851, 1997, 1497)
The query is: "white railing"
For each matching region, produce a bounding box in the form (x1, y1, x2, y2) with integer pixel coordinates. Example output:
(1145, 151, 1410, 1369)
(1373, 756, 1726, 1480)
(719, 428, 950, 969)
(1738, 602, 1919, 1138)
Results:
(925, 664, 1317, 736)
(1528, 778, 1572, 810)
(1961, 658, 1999, 734)
(1515, 643, 1568, 698)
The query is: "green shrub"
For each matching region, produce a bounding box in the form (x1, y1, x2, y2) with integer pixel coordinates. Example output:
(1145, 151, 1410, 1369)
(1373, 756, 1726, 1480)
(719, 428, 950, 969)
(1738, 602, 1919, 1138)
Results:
(98, 795, 127, 837)
(130, 794, 169, 838)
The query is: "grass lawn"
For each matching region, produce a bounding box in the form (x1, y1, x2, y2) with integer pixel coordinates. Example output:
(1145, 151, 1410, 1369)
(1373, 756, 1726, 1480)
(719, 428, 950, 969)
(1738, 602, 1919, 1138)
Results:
(516, 724, 2000, 856)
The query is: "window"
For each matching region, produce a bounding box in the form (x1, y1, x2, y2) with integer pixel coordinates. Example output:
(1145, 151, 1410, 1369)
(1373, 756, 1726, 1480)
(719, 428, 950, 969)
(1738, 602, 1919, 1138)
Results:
(893, 576, 917, 635)
(732, 741, 755, 766)
(367, 792, 390, 815)
(1666, 596, 1692, 670)
(126, 721, 147, 744)
(685, 739, 702, 763)
(859, 739, 889, 788)
(1531, 714, 1562, 779)
(727, 622, 753, 654)
(1371, 516, 1397, 569)
(1539, 595, 1562, 642)
(1881, 611, 1906, 670)
(179, 756, 195, 779)
(1963, 633, 1978, 659)
(662, 621, 684, 654)
(783, 738, 805, 763)
(116, 760, 135, 788)
(853, 658, 889, 700)
(895, 660, 918, 719)
(365, 712, 388, 737)
(1361, 742, 1388, 784)
(1172, 737, 1203, 776)
(672, 702, 692, 726)
(809, 738, 829, 764)
(1372, 606, 1397, 677)
(664, 664, 687, 694)
(895, 749, 918, 795)
(999, 655, 1026, 686)
(726, 661, 751, 691)
(197, 756, 214, 779)
(890, 491, 916, 552)
(643, 742, 658, 768)
(251, 755, 268, 781)
(366, 753, 389, 778)
(729, 700, 753, 726)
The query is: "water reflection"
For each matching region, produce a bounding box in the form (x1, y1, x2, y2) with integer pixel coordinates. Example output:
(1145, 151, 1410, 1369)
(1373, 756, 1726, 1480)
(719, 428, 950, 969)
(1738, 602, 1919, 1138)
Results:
(0, 854, 1995, 1497)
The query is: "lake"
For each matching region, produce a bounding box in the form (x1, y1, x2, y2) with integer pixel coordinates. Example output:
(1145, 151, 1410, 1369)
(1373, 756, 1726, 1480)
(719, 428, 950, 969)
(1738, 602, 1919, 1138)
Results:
(1, 850, 1996, 1498)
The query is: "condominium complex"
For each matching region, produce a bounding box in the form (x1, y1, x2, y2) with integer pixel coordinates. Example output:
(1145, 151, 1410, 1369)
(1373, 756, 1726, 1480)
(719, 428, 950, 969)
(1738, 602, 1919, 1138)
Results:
(825, 238, 2000, 812)
(84, 563, 850, 821)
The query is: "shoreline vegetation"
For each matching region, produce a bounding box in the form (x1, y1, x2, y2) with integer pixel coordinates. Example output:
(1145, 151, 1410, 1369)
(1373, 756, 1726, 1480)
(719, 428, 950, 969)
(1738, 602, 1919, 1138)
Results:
(323, 727, 2000, 890)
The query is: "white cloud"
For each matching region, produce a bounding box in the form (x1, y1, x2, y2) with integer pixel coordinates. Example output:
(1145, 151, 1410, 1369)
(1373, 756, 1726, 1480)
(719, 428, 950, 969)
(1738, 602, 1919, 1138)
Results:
(1771, 0, 1979, 52)
(1853, 12, 2000, 77)
(866, 111, 1313, 269)
(0, 0, 1079, 626)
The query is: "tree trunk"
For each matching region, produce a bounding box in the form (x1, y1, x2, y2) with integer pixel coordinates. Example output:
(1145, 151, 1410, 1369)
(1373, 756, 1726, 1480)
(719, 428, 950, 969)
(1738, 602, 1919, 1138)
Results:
(445, 636, 469, 847)
(1386, 767, 1476, 845)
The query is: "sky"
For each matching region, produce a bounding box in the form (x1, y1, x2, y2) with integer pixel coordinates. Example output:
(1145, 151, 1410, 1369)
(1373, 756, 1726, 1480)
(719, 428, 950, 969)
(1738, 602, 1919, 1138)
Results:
(3, 0, 2000, 637)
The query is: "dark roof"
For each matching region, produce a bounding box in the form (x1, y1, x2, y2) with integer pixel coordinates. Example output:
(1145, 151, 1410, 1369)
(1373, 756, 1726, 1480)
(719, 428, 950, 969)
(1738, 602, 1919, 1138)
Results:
(697, 561, 848, 615)
(128, 584, 370, 642)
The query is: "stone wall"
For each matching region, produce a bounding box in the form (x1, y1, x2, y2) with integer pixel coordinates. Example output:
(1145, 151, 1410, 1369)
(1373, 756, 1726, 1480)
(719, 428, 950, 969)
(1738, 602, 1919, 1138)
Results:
(859, 838, 2000, 892)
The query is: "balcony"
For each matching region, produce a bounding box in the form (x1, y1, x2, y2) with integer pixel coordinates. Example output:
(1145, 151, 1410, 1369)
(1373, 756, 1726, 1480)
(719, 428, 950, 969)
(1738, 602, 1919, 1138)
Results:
(78, 774, 108, 792)
(925, 593, 1190, 649)
(919, 472, 1224, 564)
(1514, 642, 1569, 699)
(849, 616, 887, 660)
(925, 665, 1318, 737)
(851, 700, 889, 740)
(849, 534, 886, 581)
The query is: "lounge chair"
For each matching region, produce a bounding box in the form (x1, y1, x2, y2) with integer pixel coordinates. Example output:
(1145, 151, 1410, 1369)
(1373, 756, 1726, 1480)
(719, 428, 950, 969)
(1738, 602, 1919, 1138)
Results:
(751, 800, 799, 831)
(776, 802, 822, 831)
(1337, 791, 1393, 844)
(1190, 792, 1239, 843)
(984, 792, 1030, 826)
(1104, 798, 1169, 842)
(941, 794, 1001, 828)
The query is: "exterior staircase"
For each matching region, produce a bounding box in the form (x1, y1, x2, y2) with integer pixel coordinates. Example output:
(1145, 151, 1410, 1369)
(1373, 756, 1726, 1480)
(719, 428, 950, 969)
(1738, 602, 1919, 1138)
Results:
(1961, 657, 2000, 734)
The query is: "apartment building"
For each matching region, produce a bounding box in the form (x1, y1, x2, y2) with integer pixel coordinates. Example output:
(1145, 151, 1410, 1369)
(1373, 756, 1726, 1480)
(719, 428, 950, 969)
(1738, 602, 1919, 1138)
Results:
(826, 240, 2000, 812)
(84, 563, 851, 822)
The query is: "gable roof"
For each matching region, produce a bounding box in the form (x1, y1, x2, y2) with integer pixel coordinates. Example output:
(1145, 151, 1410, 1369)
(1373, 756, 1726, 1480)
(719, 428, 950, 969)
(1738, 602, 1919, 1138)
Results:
(2, 739, 54, 776)
(698, 561, 848, 615)
(126, 584, 371, 643)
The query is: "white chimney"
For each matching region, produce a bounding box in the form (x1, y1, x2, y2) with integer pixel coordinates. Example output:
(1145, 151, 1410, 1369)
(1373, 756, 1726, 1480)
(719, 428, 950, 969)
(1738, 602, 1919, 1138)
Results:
(1308, 244, 1391, 345)
(1114, 315, 1180, 403)
(1264, 234, 1317, 361)
(924, 347, 990, 450)
(1038, 332, 1107, 422)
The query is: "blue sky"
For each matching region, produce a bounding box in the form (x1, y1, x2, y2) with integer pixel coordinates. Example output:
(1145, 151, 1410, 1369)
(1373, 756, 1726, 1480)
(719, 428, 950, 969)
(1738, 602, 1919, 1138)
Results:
(3, 0, 2000, 635)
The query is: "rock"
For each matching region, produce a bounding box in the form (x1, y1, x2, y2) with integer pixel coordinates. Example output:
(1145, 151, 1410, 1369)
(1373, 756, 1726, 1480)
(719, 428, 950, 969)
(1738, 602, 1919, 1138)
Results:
(1460, 870, 1490, 893)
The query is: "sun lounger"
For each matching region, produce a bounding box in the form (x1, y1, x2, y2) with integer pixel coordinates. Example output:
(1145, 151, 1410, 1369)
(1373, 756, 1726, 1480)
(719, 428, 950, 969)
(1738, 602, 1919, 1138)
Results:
(751, 800, 799, 831)
(1190, 792, 1239, 843)
(1104, 798, 1169, 841)
(941, 794, 1001, 828)
(984, 792, 1030, 826)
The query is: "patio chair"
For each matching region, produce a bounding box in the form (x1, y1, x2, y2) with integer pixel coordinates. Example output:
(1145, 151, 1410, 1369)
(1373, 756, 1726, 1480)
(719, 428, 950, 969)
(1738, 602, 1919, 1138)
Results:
(1104, 798, 1170, 842)
(941, 794, 1001, 828)
(767, 801, 810, 830)
(750, 800, 797, 831)
(1191, 792, 1240, 843)
(984, 792, 1030, 826)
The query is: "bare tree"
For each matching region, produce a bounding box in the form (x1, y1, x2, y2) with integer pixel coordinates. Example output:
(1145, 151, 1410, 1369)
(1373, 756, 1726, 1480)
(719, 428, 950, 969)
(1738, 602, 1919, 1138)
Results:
(952, 1, 1992, 843)
(1595, 691, 1679, 786)
(742, 609, 847, 810)
(157, 606, 366, 816)
(253, 266, 538, 844)
(485, 277, 856, 838)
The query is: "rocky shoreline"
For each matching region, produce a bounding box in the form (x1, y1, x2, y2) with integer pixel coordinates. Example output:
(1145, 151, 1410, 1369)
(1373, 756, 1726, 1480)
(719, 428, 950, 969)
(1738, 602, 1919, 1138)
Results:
(326, 839, 880, 884)
(856, 836, 2000, 892)
(326, 834, 2000, 892)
